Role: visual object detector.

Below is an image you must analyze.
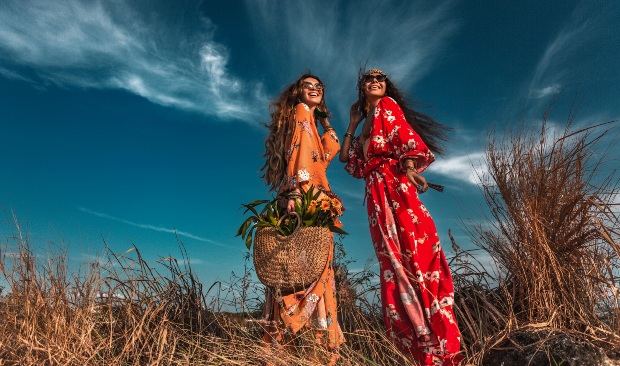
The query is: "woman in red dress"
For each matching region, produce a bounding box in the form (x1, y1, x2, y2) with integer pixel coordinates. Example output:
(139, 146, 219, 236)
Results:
(339, 68, 462, 365)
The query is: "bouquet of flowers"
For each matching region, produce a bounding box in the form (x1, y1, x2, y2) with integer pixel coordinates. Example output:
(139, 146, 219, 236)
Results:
(236, 186, 346, 249)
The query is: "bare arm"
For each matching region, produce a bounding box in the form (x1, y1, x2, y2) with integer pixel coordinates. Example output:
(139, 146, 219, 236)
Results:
(339, 101, 364, 162)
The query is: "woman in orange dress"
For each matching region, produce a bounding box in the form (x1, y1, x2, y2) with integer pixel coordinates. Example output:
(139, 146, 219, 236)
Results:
(260, 73, 345, 362)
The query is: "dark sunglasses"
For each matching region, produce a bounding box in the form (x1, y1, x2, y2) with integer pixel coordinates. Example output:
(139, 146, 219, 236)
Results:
(302, 81, 324, 91)
(363, 74, 387, 83)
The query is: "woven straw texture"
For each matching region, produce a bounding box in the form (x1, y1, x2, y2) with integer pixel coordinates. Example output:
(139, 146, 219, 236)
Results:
(253, 226, 331, 291)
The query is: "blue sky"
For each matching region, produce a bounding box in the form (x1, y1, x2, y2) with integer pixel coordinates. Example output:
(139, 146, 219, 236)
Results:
(1, 0, 619, 286)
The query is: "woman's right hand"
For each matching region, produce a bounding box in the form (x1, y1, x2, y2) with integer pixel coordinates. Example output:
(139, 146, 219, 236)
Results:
(340, 101, 364, 163)
(406, 169, 428, 193)
(286, 199, 296, 213)
(349, 101, 364, 127)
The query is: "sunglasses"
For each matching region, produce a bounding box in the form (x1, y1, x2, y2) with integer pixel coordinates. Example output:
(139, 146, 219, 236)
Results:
(302, 82, 324, 91)
(363, 74, 387, 83)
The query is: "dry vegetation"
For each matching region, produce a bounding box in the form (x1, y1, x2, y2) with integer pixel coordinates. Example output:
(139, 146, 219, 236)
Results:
(0, 221, 406, 365)
(454, 108, 620, 364)
(0, 107, 618, 365)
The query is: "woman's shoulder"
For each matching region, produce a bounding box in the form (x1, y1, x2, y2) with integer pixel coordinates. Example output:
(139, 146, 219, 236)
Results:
(379, 96, 398, 107)
(295, 102, 311, 114)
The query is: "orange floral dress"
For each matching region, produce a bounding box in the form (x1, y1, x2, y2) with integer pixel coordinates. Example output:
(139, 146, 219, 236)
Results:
(262, 102, 345, 355)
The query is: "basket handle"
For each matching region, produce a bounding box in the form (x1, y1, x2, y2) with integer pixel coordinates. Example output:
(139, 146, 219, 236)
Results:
(277, 211, 302, 231)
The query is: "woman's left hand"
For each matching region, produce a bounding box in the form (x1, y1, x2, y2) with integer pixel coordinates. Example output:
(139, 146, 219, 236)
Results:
(406, 169, 428, 193)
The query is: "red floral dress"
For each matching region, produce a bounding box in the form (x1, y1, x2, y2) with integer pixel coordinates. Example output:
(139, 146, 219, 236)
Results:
(345, 97, 462, 365)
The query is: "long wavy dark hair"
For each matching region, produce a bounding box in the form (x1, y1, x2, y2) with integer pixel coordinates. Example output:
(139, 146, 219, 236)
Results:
(261, 73, 331, 191)
(356, 68, 450, 155)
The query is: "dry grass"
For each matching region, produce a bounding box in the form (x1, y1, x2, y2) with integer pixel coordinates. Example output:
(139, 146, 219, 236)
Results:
(453, 106, 620, 363)
(0, 216, 406, 365)
(0, 105, 618, 365)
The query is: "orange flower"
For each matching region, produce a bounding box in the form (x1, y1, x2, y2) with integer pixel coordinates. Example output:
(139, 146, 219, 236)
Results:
(307, 200, 317, 214)
(320, 199, 331, 211)
(331, 197, 342, 208)
(331, 206, 342, 216)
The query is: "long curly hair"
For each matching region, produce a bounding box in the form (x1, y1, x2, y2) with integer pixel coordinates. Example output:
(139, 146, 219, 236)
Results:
(355, 68, 450, 155)
(261, 73, 331, 192)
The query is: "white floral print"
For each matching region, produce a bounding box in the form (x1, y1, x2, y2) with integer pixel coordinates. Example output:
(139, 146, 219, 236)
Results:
(298, 169, 310, 182)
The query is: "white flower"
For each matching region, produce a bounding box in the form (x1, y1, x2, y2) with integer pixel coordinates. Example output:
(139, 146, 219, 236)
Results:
(307, 293, 319, 303)
(401, 338, 412, 348)
(298, 169, 310, 181)
(420, 204, 430, 217)
(399, 183, 409, 192)
(383, 269, 394, 282)
(428, 270, 440, 282)
(387, 224, 398, 237)
(317, 317, 328, 329)
(407, 139, 417, 150)
(392, 200, 400, 209)
(387, 304, 401, 321)
(370, 218, 377, 228)
(439, 296, 454, 307)
(390, 257, 402, 270)
(401, 292, 413, 305)
(416, 270, 424, 283)
(372, 135, 385, 147)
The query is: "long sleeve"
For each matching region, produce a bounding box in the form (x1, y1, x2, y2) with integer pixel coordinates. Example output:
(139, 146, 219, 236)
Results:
(281, 103, 336, 193)
(377, 97, 435, 173)
(344, 137, 364, 179)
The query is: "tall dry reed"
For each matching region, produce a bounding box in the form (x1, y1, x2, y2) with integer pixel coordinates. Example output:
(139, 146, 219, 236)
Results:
(458, 107, 620, 362)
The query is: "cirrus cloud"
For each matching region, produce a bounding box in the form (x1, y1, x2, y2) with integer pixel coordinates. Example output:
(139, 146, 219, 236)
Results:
(0, 0, 267, 123)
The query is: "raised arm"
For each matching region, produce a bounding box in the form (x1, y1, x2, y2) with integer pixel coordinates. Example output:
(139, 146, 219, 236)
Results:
(339, 101, 364, 162)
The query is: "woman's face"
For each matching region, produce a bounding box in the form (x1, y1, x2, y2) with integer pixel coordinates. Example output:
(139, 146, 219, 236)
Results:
(363, 73, 387, 100)
(299, 77, 323, 108)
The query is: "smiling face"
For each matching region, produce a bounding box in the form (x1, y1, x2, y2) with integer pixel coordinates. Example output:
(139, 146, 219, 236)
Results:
(299, 77, 323, 108)
(363, 73, 387, 102)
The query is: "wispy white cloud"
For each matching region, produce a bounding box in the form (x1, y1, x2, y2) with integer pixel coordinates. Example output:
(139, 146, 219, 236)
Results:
(530, 84, 562, 99)
(0, 0, 267, 122)
(78, 207, 233, 249)
(525, 1, 619, 107)
(245, 0, 460, 121)
(0, 66, 34, 83)
(428, 152, 486, 185)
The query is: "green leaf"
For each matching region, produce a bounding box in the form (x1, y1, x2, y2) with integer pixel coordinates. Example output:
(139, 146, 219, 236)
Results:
(236, 217, 256, 238)
(245, 232, 253, 249)
(244, 199, 270, 207)
(242, 203, 263, 218)
(328, 224, 348, 235)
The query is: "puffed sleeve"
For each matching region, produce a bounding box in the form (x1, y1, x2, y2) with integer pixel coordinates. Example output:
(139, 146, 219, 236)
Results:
(344, 137, 364, 179)
(378, 97, 435, 173)
(284, 103, 320, 190)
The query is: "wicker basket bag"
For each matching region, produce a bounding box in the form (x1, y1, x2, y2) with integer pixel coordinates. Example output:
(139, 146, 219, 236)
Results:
(253, 213, 332, 291)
